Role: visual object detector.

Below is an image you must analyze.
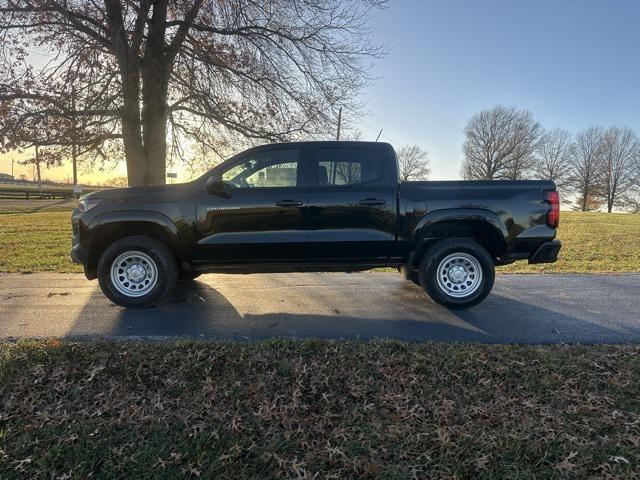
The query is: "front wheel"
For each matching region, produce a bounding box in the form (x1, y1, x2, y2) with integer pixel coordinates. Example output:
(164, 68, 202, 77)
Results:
(418, 239, 495, 308)
(97, 236, 178, 308)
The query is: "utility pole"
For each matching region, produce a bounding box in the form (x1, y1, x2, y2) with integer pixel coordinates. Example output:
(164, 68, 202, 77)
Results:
(71, 86, 79, 198)
(35, 145, 42, 189)
(336, 107, 342, 141)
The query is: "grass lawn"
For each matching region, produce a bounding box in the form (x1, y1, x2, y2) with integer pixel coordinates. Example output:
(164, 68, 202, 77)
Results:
(1, 341, 639, 479)
(0, 209, 638, 274)
(501, 211, 640, 273)
(0, 198, 77, 214)
(0, 211, 81, 272)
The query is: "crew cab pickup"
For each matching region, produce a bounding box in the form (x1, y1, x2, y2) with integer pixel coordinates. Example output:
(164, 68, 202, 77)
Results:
(71, 141, 561, 308)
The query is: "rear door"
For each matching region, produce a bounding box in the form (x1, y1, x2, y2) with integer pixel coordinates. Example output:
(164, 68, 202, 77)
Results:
(194, 146, 311, 263)
(306, 144, 396, 262)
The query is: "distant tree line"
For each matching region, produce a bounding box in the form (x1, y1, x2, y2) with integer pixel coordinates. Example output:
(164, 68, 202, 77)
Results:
(461, 105, 640, 212)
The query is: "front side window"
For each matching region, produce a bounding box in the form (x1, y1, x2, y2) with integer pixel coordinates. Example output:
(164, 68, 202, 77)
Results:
(317, 147, 380, 186)
(222, 149, 299, 188)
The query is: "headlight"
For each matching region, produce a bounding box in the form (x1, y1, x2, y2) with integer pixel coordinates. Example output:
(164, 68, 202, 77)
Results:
(77, 198, 102, 213)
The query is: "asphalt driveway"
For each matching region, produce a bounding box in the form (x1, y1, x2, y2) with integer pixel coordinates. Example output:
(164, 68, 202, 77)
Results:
(0, 272, 638, 343)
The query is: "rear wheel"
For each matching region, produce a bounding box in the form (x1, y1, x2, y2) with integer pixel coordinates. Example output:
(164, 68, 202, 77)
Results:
(97, 236, 178, 308)
(418, 238, 494, 308)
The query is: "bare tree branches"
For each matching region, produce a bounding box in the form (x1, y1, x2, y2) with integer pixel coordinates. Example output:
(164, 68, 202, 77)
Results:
(534, 128, 573, 187)
(0, 0, 386, 185)
(396, 145, 430, 182)
(461, 105, 541, 180)
(461, 105, 640, 212)
(568, 127, 605, 211)
(599, 127, 640, 213)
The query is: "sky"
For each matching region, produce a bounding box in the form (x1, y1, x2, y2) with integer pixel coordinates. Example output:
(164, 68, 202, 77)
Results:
(361, 0, 640, 179)
(2, 0, 640, 182)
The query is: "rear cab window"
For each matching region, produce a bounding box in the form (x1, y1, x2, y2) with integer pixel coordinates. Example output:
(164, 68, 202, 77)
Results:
(315, 146, 382, 187)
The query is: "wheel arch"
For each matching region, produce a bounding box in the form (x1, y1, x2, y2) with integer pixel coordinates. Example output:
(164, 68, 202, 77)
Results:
(411, 209, 508, 268)
(86, 211, 182, 277)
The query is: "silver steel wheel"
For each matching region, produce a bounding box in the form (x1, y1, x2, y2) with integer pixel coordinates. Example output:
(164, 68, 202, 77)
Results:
(436, 252, 483, 298)
(110, 250, 158, 298)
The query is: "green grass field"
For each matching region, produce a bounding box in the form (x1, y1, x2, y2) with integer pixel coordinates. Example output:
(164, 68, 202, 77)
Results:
(0, 198, 77, 214)
(0, 340, 638, 479)
(501, 211, 640, 273)
(0, 209, 638, 274)
(0, 211, 81, 272)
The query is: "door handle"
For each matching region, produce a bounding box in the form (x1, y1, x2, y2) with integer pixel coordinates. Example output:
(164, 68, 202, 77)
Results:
(275, 199, 303, 207)
(358, 198, 387, 206)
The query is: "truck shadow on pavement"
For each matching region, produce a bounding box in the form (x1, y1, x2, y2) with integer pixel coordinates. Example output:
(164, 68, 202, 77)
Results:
(64, 279, 637, 344)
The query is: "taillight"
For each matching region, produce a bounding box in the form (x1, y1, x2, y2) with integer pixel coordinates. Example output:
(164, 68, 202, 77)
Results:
(544, 190, 560, 229)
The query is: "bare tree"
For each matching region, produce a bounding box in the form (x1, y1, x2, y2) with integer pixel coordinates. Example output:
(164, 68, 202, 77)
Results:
(397, 145, 430, 182)
(0, 0, 385, 185)
(622, 188, 640, 213)
(341, 130, 363, 141)
(568, 127, 605, 211)
(462, 105, 541, 180)
(599, 127, 640, 212)
(534, 128, 573, 187)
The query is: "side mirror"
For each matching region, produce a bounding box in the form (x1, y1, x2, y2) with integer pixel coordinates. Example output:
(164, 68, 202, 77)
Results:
(205, 175, 232, 198)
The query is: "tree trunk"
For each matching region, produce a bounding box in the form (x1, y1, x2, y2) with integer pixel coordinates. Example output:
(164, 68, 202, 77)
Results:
(105, 0, 149, 187)
(122, 119, 148, 186)
(140, 67, 169, 185)
(120, 59, 167, 186)
(581, 186, 588, 211)
(120, 67, 147, 186)
(138, 0, 170, 186)
(35, 145, 41, 189)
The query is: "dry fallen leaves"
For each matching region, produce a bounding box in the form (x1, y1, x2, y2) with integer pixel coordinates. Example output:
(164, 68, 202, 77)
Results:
(556, 451, 578, 472)
(0, 341, 638, 479)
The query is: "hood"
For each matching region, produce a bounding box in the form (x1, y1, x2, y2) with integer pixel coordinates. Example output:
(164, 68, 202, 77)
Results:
(81, 182, 194, 203)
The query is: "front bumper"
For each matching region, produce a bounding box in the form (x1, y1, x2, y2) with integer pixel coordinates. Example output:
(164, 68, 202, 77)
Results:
(71, 235, 96, 280)
(70, 211, 97, 279)
(70, 236, 88, 265)
(528, 240, 562, 264)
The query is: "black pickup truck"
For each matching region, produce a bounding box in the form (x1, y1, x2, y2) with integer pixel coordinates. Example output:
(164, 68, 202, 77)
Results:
(71, 141, 560, 308)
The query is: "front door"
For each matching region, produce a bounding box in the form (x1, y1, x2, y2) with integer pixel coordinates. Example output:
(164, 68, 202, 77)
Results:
(194, 146, 310, 264)
(306, 145, 396, 262)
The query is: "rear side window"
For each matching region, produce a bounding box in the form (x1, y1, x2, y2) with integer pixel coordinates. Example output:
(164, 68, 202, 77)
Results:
(316, 147, 380, 186)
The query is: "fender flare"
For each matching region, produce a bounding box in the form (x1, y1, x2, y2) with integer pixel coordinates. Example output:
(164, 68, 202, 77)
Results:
(87, 210, 183, 259)
(411, 208, 509, 263)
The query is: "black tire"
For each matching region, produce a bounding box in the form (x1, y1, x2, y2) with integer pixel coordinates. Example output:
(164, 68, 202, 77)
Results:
(97, 235, 178, 308)
(399, 264, 420, 285)
(418, 238, 495, 308)
(178, 271, 202, 281)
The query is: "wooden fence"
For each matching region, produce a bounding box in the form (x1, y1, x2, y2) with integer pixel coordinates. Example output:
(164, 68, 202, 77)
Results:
(0, 188, 78, 200)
